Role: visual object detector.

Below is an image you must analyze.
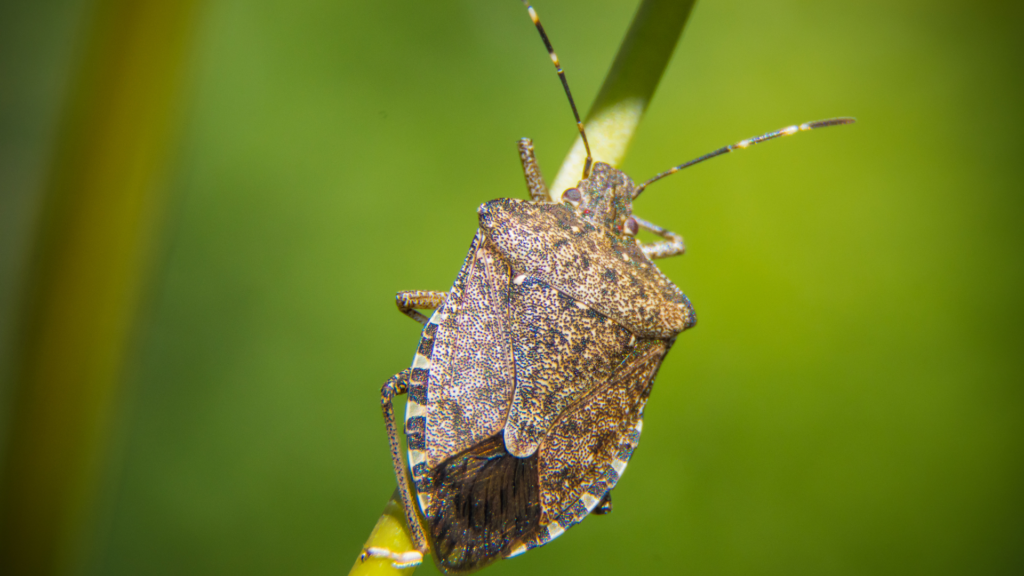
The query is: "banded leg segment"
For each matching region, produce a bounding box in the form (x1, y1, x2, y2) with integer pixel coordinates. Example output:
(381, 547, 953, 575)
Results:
(396, 290, 447, 326)
(633, 216, 686, 260)
(518, 138, 548, 202)
(362, 369, 430, 568)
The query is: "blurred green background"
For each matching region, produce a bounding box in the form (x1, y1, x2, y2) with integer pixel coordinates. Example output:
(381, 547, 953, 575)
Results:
(2, 0, 1022, 575)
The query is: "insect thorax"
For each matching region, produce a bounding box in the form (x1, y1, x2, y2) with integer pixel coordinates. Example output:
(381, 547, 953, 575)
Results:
(571, 162, 638, 234)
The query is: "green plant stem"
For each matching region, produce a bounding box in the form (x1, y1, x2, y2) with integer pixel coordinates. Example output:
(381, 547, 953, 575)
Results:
(350, 1, 694, 574)
(349, 488, 417, 576)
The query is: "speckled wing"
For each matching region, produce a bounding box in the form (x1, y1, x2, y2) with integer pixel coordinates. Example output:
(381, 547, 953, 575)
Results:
(502, 275, 635, 457)
(478, 198, 695, 339)
(511, 339, 668, 555)
(424, 230, 516, 472)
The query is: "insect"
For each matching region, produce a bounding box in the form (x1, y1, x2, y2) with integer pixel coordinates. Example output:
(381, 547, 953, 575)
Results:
(362, 1, 853, 573)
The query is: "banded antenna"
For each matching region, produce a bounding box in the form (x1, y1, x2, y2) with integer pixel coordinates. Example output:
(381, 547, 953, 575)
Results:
(521, 1, 593, 178)
(633, 117, 856, 199)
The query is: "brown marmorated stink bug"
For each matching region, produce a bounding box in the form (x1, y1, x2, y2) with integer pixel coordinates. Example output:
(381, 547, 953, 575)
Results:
(362, 2, 853, 573)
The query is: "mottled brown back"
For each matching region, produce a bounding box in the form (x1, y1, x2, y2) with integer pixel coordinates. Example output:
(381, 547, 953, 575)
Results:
(503, 275, 636, 457)
(537, 339, 666, 519)
(478, 197, 695, 339)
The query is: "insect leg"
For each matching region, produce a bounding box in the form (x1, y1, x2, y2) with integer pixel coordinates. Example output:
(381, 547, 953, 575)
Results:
(592, 491, 613, 515)
(395, 290, 447, 325)
(633, 216, 686, 260)
(518, 138, 548, 202)
(362, 369, 430, 568)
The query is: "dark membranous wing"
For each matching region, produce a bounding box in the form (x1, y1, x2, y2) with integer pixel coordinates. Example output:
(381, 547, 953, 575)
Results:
(478, 198, 695, 339)
(429, 433, 541, 574)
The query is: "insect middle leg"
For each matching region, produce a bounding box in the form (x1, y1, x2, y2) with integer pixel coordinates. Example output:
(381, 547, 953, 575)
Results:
(396, 290, 447, 325)
(633, 215, 686, 260)
(361, 369, 430, 568)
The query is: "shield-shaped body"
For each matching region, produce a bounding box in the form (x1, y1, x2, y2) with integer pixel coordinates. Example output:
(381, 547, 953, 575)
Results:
(403, 163, 696, 573)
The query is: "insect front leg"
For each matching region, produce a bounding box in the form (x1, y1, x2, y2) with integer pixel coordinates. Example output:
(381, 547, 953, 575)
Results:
(518, 138, 549, 202)
(632, 215, 686, 260)
(395, 290, 447, 326)
(361, 369, 430, 569)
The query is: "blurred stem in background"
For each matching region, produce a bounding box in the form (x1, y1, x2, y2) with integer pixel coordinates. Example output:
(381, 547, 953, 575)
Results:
(0, 1, 200, 575)
(349, 1, 695, 574)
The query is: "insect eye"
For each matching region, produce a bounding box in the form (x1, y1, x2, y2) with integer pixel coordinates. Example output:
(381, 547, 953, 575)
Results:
(562, 188, 582, 206)
(623, 216, 639, 236)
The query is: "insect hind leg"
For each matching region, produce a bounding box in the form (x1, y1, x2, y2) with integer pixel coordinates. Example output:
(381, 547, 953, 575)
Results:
(360, 547, 424, 570)
(361, 369, 430, 569)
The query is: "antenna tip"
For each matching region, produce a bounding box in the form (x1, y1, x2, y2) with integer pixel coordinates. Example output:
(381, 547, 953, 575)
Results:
(800, 117, 857, 130)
